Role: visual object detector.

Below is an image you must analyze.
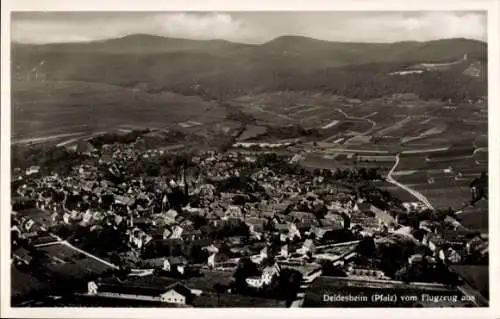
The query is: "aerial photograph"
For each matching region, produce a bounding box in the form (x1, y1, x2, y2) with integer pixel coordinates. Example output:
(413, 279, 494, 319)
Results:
(9, 11, 488, 308)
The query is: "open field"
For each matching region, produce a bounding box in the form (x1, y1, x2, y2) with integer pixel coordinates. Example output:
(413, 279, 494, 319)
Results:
(36, 242, 116, 274)
(458, 199, 488, 232)
(298, 153, 394, 173)
(413, 183, 472, 209)
(12, 80, 227, 140)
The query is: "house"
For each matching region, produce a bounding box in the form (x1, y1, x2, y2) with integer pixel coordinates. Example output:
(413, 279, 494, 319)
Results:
(245, 217, 266, 233)
(245, 262, 281, 289)
(373, 209, 396, 228)
(260, 246, 268, 260)
(439, 247, 462, 264)
(128, 227, 152, 249)
(164, 209, 178, 224)
(354, 203, 390, 223)
(289, 211, 316, 223)
(246, 276, 264, 289)
(174, 215, 186, 225)
(274, 222, 289, 234)
(422, 233, 446, 253)
(402, 202, 426, 212)
(419, 220, 439, 233)
(207, 252, 230, 268)
(114, 195, 135, 207)
(280, 244, 289, 258)
(163, 256, 188, 273)
(179, 219, 195, 229)
(466, 236, 485, 254)
(181, 229, 202, 241)
(159, 284, 192, 304)
(170, 226, 184, 239)
(141, 256, 187, 272)
(227, 236, 245, 246)
(87, 278, 194, 306)
(297, 239, 316, 255)
(157, 227, 172, 240)
(223, 205, 244, 220)
(347, 267, 388, 280)
(262, 263, 281, 285)
(202, 244, 219, 254)
(26, 166, 40, 176)
(114, 215, 124, 226)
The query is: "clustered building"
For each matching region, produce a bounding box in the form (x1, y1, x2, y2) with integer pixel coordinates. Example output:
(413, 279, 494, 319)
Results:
(10, 134, 489, 307)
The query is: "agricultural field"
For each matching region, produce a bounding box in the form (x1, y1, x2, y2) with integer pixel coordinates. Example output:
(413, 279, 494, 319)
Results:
(299, 152, 394, 174)
(36, 243, 115, 274)
(412, 182, 472, 209)
(37, 243, 84, 262)
(376, 183, 418, 202)
(237, 125, 268, 141)
(12, 80, 226, 140)
(458, 199, 488, 232)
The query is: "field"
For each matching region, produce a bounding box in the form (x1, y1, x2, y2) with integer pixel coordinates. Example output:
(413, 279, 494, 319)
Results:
(237, 125, 268, 141)
(36, 243, 115, 275)
(376, 183, 419, 202)
(298, 153, 393, 174)
(456, 199, 488, 232)
(12, 80, 227, 140)
(177, 270, 234, 292)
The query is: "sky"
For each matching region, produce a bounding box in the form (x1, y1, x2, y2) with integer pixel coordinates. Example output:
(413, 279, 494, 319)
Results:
(11, 11, 487, 44)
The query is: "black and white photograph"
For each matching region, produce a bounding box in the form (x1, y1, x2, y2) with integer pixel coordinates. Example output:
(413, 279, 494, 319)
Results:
(1, 1, 499, 317)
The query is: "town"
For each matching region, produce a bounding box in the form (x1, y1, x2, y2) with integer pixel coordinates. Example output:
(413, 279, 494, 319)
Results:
(11, 129, 489, 308)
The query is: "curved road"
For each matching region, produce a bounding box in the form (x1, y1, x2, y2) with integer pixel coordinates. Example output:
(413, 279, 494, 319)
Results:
(335, 108, 376, 135)
(387, 153, 435, 210)
(321, 108, 377, 143)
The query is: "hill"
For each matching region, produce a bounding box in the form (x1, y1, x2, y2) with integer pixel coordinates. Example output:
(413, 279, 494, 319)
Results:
(12, 35, 487, 103)
(12, 34, 252, 55)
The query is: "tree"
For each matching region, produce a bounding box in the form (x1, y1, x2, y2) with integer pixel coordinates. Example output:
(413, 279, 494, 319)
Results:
(367, 167, 379, 180)
(313, 168, 322, 177)
(356, 236, 377, 258)
(359, 167, 368, 180)
(275, 268, 303, 301)
(323, 169, 333, 180)
(232, 257, 260, 291)
(321, 262, 348, 277)
(332, 168, 342, 180)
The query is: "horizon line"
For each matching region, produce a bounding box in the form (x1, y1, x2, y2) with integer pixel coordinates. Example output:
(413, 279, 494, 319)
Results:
(10, 33, 488, 46)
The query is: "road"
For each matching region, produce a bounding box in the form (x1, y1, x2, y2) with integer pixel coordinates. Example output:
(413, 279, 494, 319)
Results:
(253, 105, 294, 122)
(334, 108, 376, 135)
(387, 153, 434, 210)
(319, 108, 376, 143)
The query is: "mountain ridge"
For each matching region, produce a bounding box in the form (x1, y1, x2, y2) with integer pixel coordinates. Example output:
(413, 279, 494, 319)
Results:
(12, 33, 487, 46)
(11, 34, 487, 104)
